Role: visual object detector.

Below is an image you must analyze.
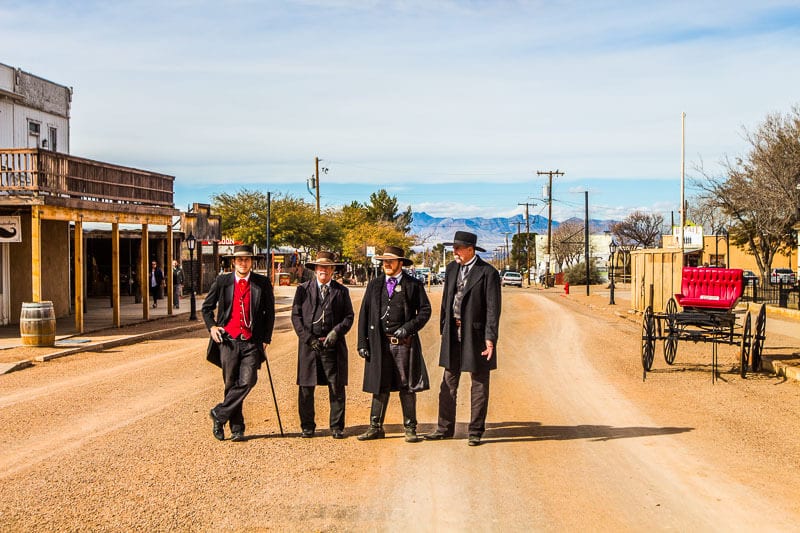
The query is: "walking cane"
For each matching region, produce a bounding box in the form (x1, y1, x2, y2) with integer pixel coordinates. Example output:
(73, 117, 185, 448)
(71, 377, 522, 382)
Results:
(263, 351, 284, 436)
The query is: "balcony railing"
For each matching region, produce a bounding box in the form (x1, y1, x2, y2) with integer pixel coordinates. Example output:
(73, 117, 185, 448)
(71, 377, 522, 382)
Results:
(0, 148, 174, 207)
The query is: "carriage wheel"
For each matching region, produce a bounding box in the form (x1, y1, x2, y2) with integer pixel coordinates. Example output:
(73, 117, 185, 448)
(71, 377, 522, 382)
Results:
(751, 304, 766, 372)
(641, 306, 655, 372)
(739, 311, 752, 379)
(663, 298, 678, 365)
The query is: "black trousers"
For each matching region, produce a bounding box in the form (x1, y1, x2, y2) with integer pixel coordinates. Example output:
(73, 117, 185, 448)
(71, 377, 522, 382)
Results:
(298, 348, 345, 431)
(370, 339, 418, 429)
(436, 340, 490, 437)
(213, 338, 260, 433)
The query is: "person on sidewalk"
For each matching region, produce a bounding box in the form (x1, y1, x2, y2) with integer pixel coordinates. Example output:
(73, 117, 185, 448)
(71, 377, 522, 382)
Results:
(291, 251, 354, 439)
(149, 261, 164, 308)
(172, 260, 184, 309)
(202, 245, 275, 442)
(356, 246, 431, 443)
(425, 231, 501, 447)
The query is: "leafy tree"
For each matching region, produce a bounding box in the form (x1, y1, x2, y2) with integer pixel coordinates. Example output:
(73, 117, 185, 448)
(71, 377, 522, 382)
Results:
(365, 189, 413, 233)
(693, 106, 800, 277)
(610, 211, 664, 249)
(211, 189, 323, 249)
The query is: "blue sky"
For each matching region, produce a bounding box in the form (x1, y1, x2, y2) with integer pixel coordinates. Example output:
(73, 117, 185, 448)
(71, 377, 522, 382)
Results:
(2, 0, 800, 221)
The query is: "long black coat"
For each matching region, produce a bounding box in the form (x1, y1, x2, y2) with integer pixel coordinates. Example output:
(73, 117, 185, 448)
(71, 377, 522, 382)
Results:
(358, 272, 431, 394)
(439, 256, 501, 373)
(201, 272, 276, 368)
(291, 279, 354, 387)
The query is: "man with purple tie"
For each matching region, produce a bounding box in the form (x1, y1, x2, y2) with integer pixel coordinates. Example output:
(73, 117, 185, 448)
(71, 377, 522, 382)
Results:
(357, 246, 431, 443)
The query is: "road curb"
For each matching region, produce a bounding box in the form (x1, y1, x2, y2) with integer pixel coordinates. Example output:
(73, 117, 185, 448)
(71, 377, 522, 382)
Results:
(762, 357, 800, 382)
(1, 304, 293, 375)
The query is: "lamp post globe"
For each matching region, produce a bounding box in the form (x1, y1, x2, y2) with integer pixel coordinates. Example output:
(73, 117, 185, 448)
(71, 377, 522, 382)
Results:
(186, 233, 197, 321)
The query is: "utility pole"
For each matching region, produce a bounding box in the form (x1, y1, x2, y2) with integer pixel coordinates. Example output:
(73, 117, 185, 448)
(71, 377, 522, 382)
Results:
(537, 169, 564, 287)
(513, 221, 523, 273)
(518, 202, 535, 286)
(584, 190, 590, 296)
(315, 157, 321, 216)
(503, 232, 513, 270)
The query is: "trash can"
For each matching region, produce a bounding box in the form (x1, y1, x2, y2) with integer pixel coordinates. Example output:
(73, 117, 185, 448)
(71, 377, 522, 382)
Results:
(779, 288, 789, 308)
(20, 301, 56, 347)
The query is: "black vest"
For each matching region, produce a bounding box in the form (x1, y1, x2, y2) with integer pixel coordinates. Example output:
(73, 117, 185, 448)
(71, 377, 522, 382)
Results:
(380, 278, 407, 333)
(311, 285, 333, 336)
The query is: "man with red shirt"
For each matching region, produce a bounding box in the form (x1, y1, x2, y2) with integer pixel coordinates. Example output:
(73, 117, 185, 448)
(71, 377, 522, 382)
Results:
(202, 245, 275, 442)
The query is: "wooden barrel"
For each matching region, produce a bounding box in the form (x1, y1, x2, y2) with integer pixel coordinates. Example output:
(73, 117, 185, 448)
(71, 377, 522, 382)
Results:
(20, 301, 56, 347)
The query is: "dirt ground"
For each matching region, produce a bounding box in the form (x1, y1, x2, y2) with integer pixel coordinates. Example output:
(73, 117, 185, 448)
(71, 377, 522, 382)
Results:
(1, 285, 799, 531)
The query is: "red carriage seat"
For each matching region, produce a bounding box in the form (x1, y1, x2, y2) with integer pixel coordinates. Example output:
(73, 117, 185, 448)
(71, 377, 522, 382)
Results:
(674, 267, 743, 310)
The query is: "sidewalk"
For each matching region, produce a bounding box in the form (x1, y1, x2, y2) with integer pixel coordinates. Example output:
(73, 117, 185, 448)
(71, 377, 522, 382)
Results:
(0, 286, 297, 375)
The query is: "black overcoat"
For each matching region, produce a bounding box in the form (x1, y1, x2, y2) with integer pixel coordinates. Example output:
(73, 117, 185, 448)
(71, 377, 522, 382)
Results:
(291, 279, 354, 387)
(358, 272, 431, 394)
(201, 271, 276, 368)
(439, 256, 501, 373)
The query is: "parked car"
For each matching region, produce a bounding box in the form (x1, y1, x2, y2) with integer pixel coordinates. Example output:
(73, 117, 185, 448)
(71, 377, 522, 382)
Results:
(742, 270, 759, 286)
(501, 271, 523, 287)
(770, 268, 796, 285)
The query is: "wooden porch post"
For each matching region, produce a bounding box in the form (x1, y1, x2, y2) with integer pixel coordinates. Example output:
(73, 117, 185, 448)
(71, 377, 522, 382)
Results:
(74, 217, 84, 333)
(112, 221, 121, 327)
(167, 224, 173, 315)
(141, 224, 149, 320)
(31, 207, 42, 302)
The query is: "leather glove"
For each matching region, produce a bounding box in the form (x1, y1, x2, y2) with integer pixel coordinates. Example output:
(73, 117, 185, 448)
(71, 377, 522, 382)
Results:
(358, 348, 370, 360)
(309, 338, 324, 352)
(392, 327, 408, 339)
(323, 329, 338, 348)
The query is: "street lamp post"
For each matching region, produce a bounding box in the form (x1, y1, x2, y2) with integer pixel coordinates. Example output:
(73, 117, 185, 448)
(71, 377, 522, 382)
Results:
(609, 239, 617, 306)
(187, 233, 197, 321)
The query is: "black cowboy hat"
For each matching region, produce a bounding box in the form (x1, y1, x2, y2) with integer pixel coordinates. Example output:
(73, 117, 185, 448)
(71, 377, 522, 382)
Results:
(444, 231, 486, 252)
(374, 245, 413, 266)
(305, 250, 345, 270)
(224, 244, 257, 258)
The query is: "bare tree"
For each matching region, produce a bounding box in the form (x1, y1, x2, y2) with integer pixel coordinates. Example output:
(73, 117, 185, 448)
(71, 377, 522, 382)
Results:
(611, 211, 665, 248)
(688, 195, 733, 236)
(693, 106, 800, 278)
(551, 220, 584, 269)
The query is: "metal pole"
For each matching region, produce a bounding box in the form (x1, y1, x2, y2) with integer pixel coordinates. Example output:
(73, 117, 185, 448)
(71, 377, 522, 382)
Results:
(262, 351, 284, 436)
(585, 190, 590, 296)
(266, 191, 271, 280)
(680, 112, 686, 267)
(525, 204, 530, 286)
(189, 246, 197, 321)
(609, 251, 616, 305)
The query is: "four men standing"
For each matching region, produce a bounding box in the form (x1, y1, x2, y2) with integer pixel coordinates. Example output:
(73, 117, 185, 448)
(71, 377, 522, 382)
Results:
(200, 231, 500, 445)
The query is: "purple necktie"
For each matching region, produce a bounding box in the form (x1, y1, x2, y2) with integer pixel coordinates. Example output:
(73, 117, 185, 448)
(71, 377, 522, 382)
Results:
(386, 277, 397, 298)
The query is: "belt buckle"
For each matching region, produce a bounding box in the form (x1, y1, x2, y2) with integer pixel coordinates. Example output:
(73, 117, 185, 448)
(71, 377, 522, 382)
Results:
(390, 336, 399, 345)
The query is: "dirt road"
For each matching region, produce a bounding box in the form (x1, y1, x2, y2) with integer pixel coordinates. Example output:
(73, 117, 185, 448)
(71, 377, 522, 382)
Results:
(1, 287, 799, 531)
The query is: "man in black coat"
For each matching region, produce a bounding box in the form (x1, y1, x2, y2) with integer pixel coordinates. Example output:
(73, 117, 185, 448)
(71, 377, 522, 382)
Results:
(149, 261, 165, 308)
(291, 251, 354, 439)
(424, 231, 501, 446)
(357, 246, 431, 443)
(202, 245, 275, 442)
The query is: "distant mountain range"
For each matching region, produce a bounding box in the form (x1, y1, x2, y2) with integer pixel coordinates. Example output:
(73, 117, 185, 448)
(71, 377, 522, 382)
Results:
(410, 212, 616, 252)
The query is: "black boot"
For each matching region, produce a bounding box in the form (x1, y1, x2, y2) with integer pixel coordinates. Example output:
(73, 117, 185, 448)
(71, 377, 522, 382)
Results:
(400, 391, 420, 443)
(358, 393, 388, 441)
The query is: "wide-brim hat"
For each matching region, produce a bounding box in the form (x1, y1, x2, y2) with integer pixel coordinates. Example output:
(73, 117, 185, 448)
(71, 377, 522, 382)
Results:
(306, 251, 344, 269)
(374, 245, 413, 266)
(444, 231, 486, 252)
(226, 244, 256, 258)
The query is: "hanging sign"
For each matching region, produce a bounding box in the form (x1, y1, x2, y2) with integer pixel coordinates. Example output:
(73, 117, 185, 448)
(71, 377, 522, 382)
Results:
(0, 216, 21, 242)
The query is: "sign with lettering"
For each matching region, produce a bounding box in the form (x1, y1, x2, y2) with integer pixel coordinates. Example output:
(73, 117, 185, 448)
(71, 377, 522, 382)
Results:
(0, 216, 21, 242)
